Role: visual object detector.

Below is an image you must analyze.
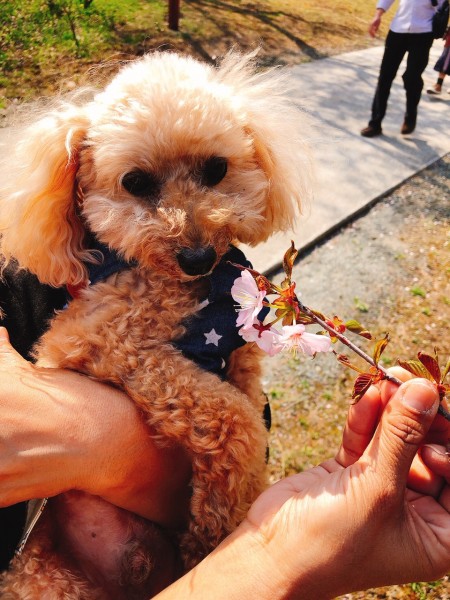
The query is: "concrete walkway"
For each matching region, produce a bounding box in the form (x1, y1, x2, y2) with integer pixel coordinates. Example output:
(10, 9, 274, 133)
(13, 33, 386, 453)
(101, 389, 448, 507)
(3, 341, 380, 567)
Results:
(243, 42, 450, 274)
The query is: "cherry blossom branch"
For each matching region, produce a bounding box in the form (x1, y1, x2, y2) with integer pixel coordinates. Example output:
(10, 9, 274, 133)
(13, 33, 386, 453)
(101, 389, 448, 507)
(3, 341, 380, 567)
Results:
(230, 243, 450, 422)
(295, 298, 395, 379)
(295, 296, 450, 421)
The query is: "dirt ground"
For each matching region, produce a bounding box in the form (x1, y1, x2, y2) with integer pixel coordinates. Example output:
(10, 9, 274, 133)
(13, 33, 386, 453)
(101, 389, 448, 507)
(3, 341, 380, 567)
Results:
(261, 154, 450, 599)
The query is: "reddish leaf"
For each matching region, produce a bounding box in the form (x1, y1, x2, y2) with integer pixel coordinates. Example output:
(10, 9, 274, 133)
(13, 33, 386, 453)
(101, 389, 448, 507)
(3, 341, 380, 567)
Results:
(336, 353, 365, 374)
(397, 359, 434, 381)
(337, 353, 352, 367)
(274, 308, 285, 320)
(418, 352, 441, 384)
(296, 314, 316, 325)
(312, 309, 328, 322)
(255, 275, 273, 293)
(352, 374, 374, 402)
(359, 331, 372, 340)
(373, 334, 390, 364)
(345, 319, 373, 340)
(328, 316, 345, 332)
(282, 314, 293, 326)
(282, 241, 298, 281)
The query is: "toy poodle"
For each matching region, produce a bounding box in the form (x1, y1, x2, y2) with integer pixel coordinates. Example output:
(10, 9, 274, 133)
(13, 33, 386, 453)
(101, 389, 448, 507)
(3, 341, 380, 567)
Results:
(0, 50, 311, 598)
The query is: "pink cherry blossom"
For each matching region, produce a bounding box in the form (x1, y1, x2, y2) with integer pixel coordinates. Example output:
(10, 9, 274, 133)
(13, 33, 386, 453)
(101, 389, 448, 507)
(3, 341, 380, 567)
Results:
(238, 319, 282, 356)
(279, 324, 332, 356)
(231, 270, 266, 330)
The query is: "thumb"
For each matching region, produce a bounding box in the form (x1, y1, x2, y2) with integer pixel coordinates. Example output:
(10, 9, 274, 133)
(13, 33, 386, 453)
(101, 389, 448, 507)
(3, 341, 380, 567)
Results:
(0, 326, 12, 344)
(0, 326, 24, 362)
(365, 378, 440, 491)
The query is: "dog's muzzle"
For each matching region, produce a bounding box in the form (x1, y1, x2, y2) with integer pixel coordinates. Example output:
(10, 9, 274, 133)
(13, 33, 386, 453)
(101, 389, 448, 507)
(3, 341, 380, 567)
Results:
(176, 246, 217, 276)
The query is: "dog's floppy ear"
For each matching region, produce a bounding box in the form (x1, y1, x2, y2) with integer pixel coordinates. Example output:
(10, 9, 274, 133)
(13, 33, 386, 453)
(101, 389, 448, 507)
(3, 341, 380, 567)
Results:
(0, 101, 92, 287)
(218, 51, 314, 245)
(249, 124, 312, 239)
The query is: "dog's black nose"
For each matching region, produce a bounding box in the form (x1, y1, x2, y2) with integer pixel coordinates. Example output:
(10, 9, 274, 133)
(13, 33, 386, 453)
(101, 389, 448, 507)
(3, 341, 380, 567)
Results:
(176, 246, 217, 276)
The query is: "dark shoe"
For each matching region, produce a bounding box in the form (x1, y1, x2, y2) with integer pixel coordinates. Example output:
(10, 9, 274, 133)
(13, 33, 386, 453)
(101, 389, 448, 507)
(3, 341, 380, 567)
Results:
(361, 124, 382, 137)
(401, 120, 415, 135)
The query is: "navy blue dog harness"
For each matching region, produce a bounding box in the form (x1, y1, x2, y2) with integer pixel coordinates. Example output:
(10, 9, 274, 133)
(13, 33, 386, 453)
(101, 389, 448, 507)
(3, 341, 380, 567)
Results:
(174, 245, 260, 377)
(75, 240, 271, 433)
(70, 238, 266, 379)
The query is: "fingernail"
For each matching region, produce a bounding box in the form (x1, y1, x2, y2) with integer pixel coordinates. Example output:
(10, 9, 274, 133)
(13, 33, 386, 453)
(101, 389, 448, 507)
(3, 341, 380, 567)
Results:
(401, 380, 438, 414)
(422, 444, 447, 457)
(422, 443, 450, 463)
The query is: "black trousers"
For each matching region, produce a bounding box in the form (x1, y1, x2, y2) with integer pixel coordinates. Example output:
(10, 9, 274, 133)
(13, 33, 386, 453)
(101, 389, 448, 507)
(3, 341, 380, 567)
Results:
(369, 30, 434, 128)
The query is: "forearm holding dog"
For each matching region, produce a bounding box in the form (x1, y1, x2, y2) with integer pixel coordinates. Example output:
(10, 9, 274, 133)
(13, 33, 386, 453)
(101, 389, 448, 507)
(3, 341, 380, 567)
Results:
(0, 327, 191, 527)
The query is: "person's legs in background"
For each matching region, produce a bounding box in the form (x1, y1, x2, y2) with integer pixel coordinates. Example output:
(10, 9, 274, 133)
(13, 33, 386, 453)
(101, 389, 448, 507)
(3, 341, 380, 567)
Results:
(427, 72, 445, 94)
(427, 45, 450, 94)
(361, 31, 406, 137)
(401, 32, 434, 133)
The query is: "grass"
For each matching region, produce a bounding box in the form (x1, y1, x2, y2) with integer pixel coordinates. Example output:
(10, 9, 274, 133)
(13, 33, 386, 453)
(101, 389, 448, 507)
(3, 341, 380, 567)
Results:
(0, 0, 389, 105)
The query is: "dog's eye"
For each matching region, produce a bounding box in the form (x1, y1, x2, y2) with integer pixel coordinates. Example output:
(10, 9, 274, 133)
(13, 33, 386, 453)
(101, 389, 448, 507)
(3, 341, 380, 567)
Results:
(122, 170, 160, 198)
(200, 157, 228, 187)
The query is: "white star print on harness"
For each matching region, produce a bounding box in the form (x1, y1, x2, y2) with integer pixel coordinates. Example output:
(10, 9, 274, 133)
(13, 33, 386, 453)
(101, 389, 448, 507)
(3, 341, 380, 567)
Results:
(204, 328, 223, 347)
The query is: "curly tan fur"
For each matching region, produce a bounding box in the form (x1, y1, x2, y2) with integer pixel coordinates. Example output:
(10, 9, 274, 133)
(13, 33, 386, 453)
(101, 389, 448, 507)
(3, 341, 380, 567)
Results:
(0, 50, 312, 598)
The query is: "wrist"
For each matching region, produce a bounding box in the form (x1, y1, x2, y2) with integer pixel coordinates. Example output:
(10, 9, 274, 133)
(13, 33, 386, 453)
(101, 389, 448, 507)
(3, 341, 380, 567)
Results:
(69, 375, 192, 525)
(33, 366, 192, 526)
(243, 521, 344, 600)
(155, 519, 329, 600)
(29, 366, 129, 495)
(241, 486, 375, 600)
(154, 522, 290, 600)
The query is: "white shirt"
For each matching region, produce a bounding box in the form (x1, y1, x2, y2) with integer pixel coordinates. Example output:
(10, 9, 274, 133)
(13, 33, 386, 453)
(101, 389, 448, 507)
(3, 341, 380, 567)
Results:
(377, 0, 443, 33)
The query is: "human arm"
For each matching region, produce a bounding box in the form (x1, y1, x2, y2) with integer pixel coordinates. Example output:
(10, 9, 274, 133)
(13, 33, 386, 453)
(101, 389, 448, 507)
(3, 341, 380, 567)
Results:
(369, 8, 386, 37)
(0, 327, 191, 527)
(155, 373, 449, 599)
(368, 0, 397, 37)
